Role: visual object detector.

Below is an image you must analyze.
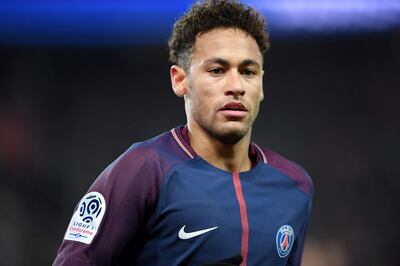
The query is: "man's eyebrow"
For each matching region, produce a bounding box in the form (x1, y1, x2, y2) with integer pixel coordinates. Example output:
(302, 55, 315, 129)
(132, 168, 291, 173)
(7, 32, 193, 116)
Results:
(203, 58, 229, 66)
(242, 59, 261, 68)
(203, 58, 261, 68)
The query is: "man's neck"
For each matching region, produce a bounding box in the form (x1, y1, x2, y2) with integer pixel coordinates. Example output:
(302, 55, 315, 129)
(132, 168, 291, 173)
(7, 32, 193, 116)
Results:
(188, 124, 252, 173)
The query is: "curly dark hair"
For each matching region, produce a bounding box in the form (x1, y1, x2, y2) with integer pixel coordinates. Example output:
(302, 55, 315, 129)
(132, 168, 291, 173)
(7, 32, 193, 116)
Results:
(168, 0, 270, 71)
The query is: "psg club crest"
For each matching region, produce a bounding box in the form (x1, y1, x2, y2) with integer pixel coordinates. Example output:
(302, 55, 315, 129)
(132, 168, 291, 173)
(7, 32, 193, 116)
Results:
(64, 191, 106, 244)
(276, 225, 294, 258)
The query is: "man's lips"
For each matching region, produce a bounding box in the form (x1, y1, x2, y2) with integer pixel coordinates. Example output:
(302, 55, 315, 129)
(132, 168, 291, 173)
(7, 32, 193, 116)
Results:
(220, 102, 247, 111)
(219, 102, 248, 118)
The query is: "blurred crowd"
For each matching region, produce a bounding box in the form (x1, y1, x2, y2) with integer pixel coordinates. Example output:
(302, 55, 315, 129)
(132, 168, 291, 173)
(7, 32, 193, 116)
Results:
(0, 31, 399, 265)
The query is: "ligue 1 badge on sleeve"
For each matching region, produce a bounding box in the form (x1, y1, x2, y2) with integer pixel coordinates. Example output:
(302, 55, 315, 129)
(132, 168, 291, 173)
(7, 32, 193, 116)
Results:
(276, 225, 294, 258)
(64, 191, 106, 244)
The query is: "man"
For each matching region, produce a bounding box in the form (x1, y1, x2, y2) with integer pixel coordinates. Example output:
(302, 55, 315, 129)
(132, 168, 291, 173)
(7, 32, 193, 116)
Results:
(53, 0, 313, 265)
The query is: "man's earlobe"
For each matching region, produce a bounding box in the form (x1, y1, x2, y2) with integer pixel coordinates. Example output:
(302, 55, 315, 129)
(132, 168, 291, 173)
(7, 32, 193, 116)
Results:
(260, 70, 265, 101)
(260, 88, 264, 101)
(170, 65, 188, 97)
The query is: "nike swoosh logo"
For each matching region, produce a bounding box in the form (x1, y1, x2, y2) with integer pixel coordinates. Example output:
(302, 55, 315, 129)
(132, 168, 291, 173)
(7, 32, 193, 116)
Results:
(178, 225, 218, 240)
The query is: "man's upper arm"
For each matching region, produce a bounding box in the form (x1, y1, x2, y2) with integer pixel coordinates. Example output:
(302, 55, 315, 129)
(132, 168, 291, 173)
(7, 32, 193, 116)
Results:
(53, 146, 164, 265)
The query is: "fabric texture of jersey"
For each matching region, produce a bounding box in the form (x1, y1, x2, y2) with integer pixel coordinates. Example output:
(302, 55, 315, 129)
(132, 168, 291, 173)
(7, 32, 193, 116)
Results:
(53, 125, 313, 266)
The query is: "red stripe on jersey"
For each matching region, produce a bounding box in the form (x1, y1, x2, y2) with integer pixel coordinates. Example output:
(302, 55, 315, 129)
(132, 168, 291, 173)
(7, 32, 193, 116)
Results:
(232, 172, 249, 266)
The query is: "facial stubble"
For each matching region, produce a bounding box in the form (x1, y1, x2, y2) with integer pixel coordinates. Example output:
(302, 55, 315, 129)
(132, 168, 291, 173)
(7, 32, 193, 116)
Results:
(187, 82, 258, 145)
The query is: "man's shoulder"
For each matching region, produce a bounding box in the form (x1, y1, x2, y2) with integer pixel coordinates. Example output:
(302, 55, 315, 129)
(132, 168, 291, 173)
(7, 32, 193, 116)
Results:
(257, 145, 313, 196)
(126, 130, 174, 157)
(113, 128, 191, 174)
(91, 128, 191, 190)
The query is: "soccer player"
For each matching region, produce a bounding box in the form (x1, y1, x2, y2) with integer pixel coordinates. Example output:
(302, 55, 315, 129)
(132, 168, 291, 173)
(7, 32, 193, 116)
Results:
(53, 0, 313, 265)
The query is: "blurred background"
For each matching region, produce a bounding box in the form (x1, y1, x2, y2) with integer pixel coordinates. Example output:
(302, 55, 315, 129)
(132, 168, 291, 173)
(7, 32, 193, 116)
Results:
(0, 0, 399, 265)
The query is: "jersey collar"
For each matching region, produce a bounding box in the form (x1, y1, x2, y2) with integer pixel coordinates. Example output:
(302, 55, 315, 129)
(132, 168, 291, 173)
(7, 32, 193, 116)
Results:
(171, 125, 267, 165)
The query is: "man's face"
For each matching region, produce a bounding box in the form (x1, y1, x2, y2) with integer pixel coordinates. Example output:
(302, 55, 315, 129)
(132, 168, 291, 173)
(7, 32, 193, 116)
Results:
(185, 27, 264, 144)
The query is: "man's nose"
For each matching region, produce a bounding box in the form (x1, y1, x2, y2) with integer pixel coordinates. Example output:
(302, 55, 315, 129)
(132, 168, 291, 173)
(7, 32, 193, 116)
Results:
(225, 70, 245, 97)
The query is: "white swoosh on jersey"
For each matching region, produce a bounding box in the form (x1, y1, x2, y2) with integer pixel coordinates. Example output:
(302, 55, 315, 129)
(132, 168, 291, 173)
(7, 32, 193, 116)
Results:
(178, 225, 218, 240)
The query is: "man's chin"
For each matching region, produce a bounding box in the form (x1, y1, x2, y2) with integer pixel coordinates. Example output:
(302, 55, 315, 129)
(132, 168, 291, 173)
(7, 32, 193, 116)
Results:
(218, 132, 246, 144)
(210, 124, 250, 144)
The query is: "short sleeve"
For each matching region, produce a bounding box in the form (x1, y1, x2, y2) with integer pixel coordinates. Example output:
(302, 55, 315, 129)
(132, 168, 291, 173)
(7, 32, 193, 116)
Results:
(53, 146, 164, 265)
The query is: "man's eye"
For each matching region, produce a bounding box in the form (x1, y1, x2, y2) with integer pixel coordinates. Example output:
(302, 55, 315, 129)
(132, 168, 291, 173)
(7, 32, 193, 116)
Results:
(208, 68, 224, 75)
(242, 69, 256, 76)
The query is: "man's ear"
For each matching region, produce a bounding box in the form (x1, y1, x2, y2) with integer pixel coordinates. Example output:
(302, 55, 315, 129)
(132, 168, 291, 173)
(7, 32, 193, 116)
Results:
(260, 69, 264, 101)
(170, 65, 189, 97)
(260, 88, 264, 102)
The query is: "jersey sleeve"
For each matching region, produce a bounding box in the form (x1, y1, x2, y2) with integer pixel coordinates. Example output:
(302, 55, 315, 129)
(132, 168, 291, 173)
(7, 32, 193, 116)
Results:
(53, 145, 164, 265)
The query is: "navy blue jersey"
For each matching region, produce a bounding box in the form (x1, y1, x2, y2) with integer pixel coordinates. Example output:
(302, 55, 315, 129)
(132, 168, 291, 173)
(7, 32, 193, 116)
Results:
(54, 126, 313, 266)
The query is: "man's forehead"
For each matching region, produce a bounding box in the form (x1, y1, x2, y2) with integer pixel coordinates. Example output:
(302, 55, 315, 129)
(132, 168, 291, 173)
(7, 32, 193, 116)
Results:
(192, 28, 263, 65)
